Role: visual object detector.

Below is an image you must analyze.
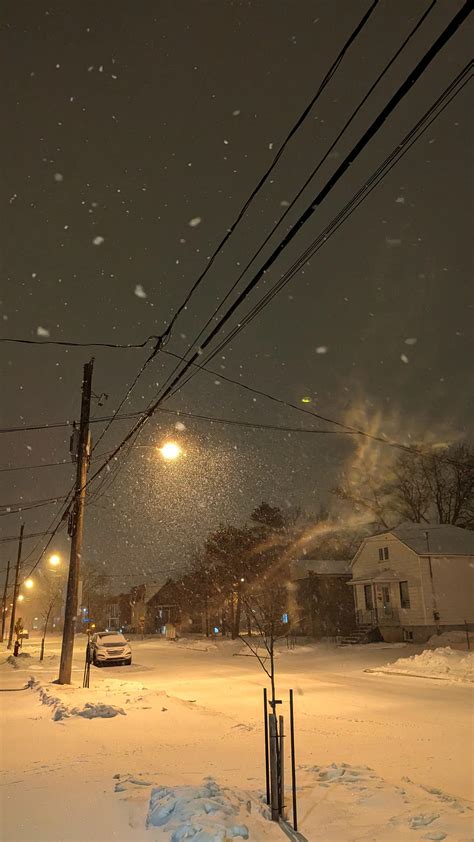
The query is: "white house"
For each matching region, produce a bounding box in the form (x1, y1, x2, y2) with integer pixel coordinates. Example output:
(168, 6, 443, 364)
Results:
(349, 524, 474, 642)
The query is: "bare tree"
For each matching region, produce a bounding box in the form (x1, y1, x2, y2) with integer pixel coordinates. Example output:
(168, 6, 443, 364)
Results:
(38, 570, 65, 661)
(239, 584, 288, 708)
(334, 442, 474, 529)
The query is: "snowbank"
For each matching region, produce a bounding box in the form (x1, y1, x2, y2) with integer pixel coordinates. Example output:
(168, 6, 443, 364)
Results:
(28, 678, 126, 720)
(6, 653, 31, 668)
(368, 647, 474, 682)
(146, 778, 251, 840)
(425, 630, 471, 649)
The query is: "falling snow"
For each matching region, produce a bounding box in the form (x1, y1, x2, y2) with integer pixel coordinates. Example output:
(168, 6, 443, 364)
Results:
(134, 284, 147, 299)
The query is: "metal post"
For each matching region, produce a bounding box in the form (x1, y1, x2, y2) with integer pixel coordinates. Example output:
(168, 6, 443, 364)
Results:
(269, 713, 280, 821)
(58, 359, 94, 684)
(1, 557, 11, 642)
(465, 620, 471, 651)
(279, 714, 285, 818)
(263, 688, 270, 805)
(289, 689, 298, 831)
(7, 524, 24, 649)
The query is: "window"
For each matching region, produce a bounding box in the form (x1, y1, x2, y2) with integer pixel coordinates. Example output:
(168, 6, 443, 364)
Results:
(378, 547, 389, 561)
(399, 581, 410, 609)
(403, 629, 414, 641)
(364, 584, 373, 610)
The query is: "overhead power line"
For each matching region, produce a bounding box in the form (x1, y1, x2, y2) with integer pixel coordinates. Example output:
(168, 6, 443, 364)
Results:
(76, 2, 380, 454)
(0, 335, 159, 349)
(154, 2, 471, 413)
(158, 0, 380, 346)
(157, 0, 439, 398)
(0, 530, 56, 545)
(174, 61, 473, 396)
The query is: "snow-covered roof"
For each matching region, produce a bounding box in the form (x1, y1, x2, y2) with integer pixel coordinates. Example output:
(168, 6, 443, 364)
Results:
(290, 559, 351, 580)
(391, 524, 474, 556)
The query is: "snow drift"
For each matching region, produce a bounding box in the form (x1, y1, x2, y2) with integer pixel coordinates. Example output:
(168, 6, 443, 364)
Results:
(146, 778, 250, 840)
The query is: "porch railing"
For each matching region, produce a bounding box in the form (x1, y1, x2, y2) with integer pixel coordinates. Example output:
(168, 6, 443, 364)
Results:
(357, 607, 399, 626)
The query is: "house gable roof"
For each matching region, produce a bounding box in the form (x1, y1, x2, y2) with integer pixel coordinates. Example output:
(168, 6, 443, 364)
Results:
(392, 524, 474, 555)
(351, 523, 474, 566)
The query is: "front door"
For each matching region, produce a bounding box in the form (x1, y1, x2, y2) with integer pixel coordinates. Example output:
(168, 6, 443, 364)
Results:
(382, 585, 391, 608)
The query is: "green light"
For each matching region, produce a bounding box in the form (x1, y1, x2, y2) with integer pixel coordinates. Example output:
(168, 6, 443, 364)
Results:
(301, 397, 312, 404)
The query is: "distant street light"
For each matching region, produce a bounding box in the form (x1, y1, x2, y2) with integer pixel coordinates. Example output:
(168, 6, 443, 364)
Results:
(24, 578, 34, 589)
(17, 594, 25, 603)
(159, 442, 182, 461)
(49, 554, 61, 567)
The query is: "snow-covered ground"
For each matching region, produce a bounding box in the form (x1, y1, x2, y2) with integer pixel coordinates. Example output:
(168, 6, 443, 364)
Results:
(1, 635, 473, 841)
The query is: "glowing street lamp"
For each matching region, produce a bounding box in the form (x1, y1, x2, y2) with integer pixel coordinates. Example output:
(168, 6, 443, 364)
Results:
(49, 553, 61, 567)
(24, 578, 34, 589)
(159, 442, 182, 461)
(17, 594, 25, 603)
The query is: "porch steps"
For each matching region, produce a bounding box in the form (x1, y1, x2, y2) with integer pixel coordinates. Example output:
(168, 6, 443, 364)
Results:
(337, 627, 372, 646)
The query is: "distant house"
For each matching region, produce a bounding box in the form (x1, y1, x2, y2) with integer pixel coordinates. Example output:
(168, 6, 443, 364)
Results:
(349, 524, 474, 642)
(129, 582, 166, 633)
(289, 559, 356, 638)
(105, 592, 132, 631)
(145, 578, 208, 634)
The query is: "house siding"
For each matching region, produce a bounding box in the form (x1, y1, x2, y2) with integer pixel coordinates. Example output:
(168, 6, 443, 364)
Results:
(431, 555, 474, 624)
(352, 534, 427, 626)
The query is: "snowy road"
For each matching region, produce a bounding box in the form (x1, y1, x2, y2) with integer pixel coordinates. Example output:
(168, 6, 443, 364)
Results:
(1, 635, 473, 841)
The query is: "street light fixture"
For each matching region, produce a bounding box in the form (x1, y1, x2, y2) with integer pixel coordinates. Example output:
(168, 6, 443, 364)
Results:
(159, 442, 182, 461)
(49, 554, 61, 567)
(17, 594, 25, 603)
(24, 578, 34, 589)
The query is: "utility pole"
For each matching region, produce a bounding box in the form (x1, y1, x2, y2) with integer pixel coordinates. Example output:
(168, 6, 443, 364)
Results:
(7, 524, 24, 649)
(58, 359, 94, 684)
(1, 557, 12, 642)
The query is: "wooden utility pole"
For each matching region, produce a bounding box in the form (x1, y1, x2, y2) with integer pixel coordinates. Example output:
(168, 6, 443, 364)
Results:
(7, 524, 24, 649)
(58, 359, 94, 684)
(1, 557, 12, 642)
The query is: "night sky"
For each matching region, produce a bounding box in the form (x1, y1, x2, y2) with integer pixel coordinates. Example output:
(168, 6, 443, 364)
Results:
(1, 1, 473, 587)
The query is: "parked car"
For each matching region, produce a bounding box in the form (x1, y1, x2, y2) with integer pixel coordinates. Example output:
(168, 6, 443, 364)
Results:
(91, 631, 132, 666)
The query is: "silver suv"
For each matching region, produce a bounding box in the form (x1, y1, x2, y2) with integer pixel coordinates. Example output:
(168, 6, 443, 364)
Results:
(91, 632, 132, 666)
